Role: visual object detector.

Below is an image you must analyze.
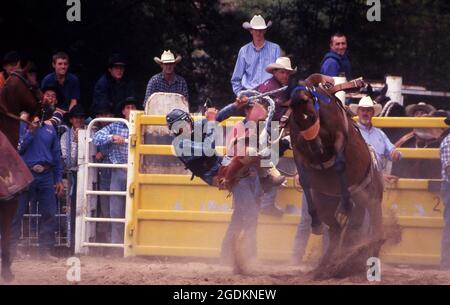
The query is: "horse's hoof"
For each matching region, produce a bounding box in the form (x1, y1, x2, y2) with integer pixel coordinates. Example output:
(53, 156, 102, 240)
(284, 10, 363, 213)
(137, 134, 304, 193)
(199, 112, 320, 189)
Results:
(1, 269, 15, 282)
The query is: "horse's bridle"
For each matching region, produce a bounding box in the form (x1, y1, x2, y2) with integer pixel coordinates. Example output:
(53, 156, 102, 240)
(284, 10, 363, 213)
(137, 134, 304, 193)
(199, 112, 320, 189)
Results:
(10, 71, 41, 103)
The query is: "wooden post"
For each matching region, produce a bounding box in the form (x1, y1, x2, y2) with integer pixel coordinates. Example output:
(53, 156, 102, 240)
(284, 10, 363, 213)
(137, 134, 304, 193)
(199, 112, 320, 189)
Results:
(386, 76, 403, 106)
(333, 76, 347, 105)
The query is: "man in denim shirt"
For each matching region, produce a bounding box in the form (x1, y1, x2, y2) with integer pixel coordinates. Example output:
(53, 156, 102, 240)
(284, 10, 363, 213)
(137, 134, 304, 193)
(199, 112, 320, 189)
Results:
(11, 111, 64, 260)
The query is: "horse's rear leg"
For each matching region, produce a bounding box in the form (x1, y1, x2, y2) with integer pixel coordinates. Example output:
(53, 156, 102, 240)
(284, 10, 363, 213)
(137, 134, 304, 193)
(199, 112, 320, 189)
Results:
(0, 199, 18, 282)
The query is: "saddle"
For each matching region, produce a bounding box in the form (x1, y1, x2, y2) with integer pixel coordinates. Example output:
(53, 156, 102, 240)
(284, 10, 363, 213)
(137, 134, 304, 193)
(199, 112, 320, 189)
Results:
(0, 130, 34, 201)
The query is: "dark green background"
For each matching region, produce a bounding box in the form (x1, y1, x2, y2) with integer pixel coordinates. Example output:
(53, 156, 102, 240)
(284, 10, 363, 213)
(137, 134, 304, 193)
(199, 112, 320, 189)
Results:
(1, 0, 449, 111)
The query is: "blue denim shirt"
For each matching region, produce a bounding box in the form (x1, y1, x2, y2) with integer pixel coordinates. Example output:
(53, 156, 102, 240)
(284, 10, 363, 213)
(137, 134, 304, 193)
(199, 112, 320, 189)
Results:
(18, 122, 64, 182)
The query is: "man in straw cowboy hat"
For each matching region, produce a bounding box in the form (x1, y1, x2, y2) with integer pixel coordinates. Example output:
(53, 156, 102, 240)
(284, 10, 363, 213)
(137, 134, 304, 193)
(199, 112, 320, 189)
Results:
(254, 57, 297, 217)
(257, 56, 296, 122)
(405, 102, 436, 117)
(144, 50, 189, 104)
(350, 96, 402, 167)
(231, 15, 281, 96)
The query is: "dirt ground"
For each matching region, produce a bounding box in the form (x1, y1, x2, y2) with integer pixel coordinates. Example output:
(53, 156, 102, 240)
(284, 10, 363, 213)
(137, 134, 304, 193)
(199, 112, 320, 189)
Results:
(3, 255, 450, 285)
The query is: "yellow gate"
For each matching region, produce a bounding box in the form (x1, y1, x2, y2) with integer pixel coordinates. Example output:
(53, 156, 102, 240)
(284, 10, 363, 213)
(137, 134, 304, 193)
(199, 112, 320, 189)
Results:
(124, 112, 447, 265)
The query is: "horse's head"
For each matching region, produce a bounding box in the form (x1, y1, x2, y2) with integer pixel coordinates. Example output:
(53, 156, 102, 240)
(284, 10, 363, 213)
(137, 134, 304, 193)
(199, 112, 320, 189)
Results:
(289, 78, 343, 162)
(1, 61, 42, 116)
(290, 80, 322, 141)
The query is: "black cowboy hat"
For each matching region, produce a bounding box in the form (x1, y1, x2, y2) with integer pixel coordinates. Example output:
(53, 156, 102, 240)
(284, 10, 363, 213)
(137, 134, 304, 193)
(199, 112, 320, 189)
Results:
(67, 104, 87, 119)
(108, 53, 127, 68)
(119, 96, 141, 111)
(2, 51, 20, 66)
(41, 84, 64, 103)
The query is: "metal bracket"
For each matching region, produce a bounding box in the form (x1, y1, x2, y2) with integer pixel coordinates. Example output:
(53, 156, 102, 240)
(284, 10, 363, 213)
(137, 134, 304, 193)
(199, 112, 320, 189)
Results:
(130, 134, 137, 147)
(129, 182, 136, 197)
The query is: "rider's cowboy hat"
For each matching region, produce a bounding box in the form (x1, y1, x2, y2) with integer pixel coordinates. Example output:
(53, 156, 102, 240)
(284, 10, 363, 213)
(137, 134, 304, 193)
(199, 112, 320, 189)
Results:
(154, 50, 182, 65)
(349, 96, 382, 116)
(405, 102, 436, 117)
(242, 15, 272, 30)
(266, 57, 297, 74)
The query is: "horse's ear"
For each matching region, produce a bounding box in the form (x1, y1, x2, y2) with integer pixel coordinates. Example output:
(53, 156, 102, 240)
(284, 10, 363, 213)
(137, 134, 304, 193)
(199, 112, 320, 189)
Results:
(366, 84, 373, 96)
(380, 84, 388, 97)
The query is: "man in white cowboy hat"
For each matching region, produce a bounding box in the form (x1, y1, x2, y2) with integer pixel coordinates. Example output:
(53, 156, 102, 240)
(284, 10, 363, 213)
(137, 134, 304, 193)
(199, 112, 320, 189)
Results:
(254, 56, 296, 217)
(350, 96, 402, 166)
(257, 56, 296, 122)
(231, 15, 281, 96)
(144, 50, 189, 103)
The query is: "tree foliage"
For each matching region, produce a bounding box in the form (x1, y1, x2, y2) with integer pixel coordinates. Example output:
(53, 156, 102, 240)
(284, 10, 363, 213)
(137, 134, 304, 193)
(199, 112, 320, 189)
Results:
(1, 0, 449, 110)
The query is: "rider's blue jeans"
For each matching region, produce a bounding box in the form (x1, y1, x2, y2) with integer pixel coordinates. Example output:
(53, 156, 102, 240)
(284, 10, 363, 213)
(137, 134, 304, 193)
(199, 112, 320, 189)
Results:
(221, 175, 262, 262)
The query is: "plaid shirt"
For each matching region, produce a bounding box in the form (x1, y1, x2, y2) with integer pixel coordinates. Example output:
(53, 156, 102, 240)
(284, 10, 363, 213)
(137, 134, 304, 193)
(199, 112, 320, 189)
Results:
(144, 72, 189, 102)
(440, 133, 450, 182)
(93, 122, 129, 164)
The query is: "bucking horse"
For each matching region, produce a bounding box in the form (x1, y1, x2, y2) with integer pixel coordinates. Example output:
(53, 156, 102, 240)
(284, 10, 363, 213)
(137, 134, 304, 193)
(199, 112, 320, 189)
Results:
(289, 74, 385, 278)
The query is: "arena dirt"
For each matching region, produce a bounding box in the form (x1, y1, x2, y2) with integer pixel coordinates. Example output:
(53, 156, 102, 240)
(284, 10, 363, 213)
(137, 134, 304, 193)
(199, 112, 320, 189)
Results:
(3, 255, 450, 285)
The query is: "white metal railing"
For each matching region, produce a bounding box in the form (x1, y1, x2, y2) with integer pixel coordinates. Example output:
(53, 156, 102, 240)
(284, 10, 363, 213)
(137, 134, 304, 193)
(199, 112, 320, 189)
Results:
(75, 117, 130, 254)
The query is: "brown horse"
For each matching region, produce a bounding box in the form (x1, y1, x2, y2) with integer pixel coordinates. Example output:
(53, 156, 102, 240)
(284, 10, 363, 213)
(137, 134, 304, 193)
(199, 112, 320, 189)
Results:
(0, 64, 41, 281)
(289, 74, 384, 278)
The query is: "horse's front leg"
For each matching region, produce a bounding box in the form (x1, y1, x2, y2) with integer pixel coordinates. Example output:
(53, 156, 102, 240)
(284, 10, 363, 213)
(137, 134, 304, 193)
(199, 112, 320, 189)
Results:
(334, 132, 354, 228)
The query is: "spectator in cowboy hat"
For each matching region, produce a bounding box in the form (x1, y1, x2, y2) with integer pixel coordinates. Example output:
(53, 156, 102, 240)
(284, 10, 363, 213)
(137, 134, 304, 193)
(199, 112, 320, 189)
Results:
(253, 57, 297, 218)
(0, 51, 21, 89)
(350, 96, 401, 167)
(91, 105, 115, 244)
(231, 14, 281, 95)
(91, 53, 135, 117)
(60, 104, 87, 249)
(405, 102, 436, 117)
(144, 50, 189, 104)
(257, 57, 296, 122)
(93, 96, 140, 246)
